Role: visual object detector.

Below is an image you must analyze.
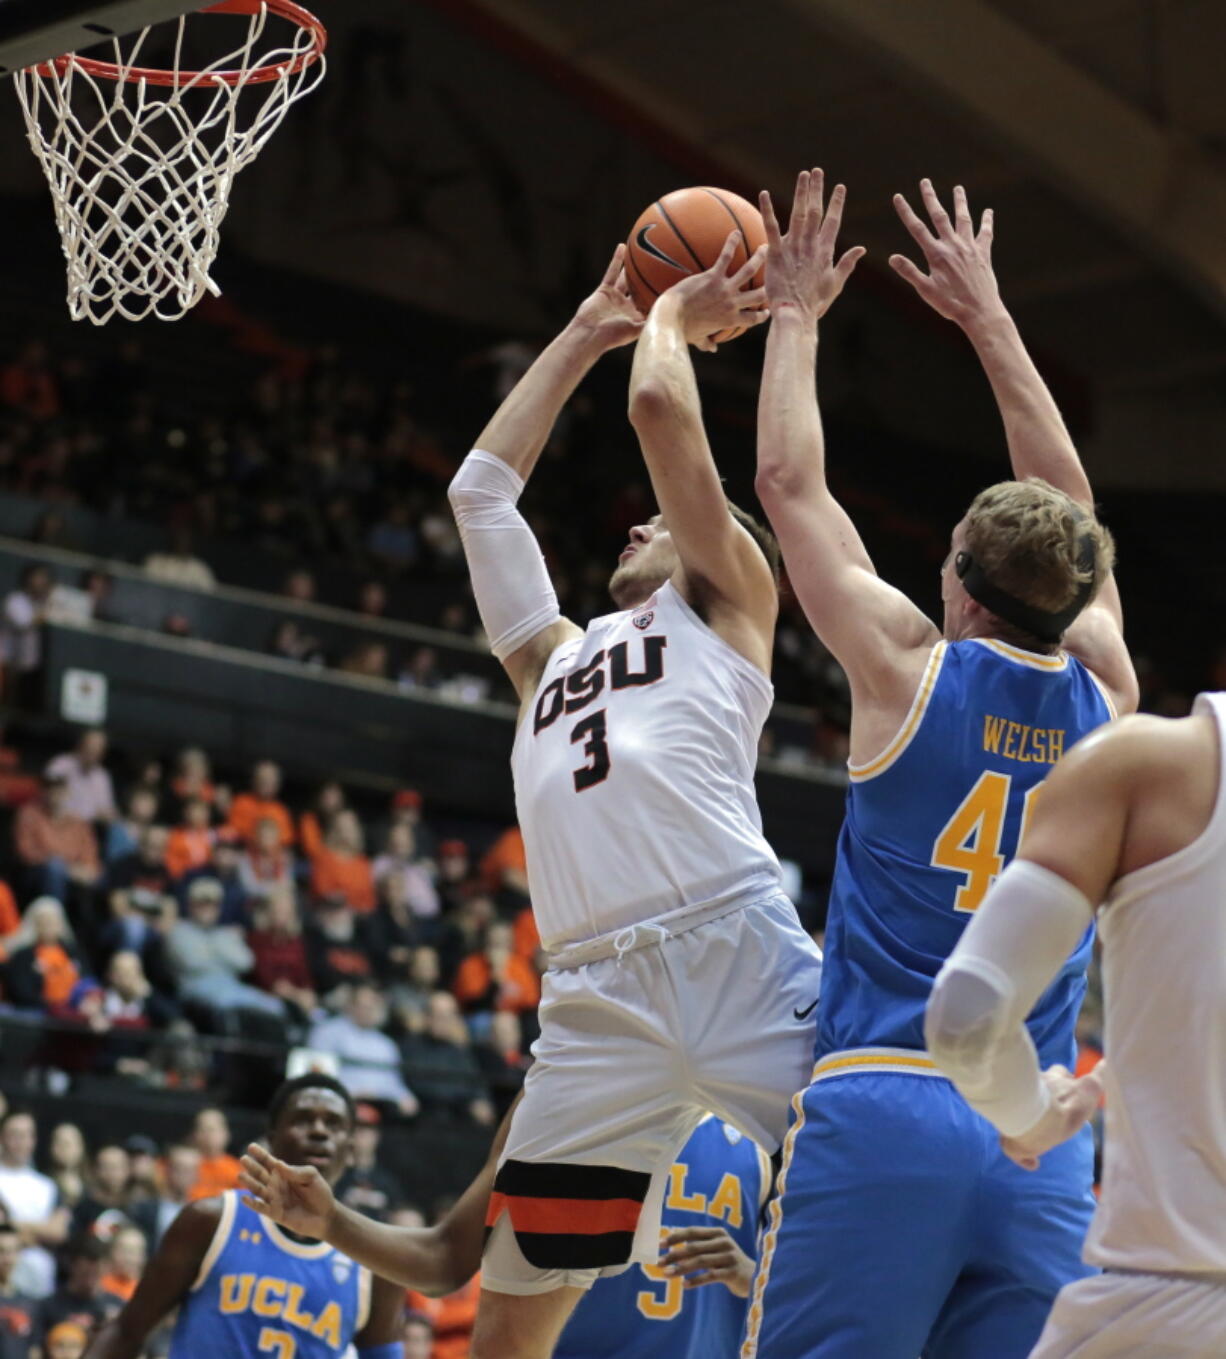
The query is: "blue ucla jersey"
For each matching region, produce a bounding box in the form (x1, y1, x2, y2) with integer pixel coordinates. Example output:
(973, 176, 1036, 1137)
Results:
(820, 638, 1114, 1068)
(555, 1118, 769, 1359)
(169, 1192, 369, 1359)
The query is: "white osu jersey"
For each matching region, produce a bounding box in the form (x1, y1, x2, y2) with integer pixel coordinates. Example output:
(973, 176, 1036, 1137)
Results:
(1088, 689, 1226, 1275)
(511, 581, 782, 950)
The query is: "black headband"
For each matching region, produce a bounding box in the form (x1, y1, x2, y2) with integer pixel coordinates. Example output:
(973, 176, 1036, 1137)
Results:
(955, 530, 1098, 644)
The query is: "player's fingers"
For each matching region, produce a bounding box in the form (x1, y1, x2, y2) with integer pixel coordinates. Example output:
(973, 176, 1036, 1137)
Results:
(734, 283, 768, 310)
(978, 207, 994, 252)
(714, 230, 741, 276)
(803, 168, 826, 248)
(663, 1242, 737, 1268)
(892, 193, 938, 251)
(730, 246, 768, 291)
(920, 178, 954, 238)
(759, 190, 784, 251)
(243, 1142, 280, 1171)
(818, 181, 847, 247)
(662, 1226, 723, 1246)
(888, 253, 930, 292)
(836, 244, 867, 283)
(952, 184, 973, 239)
(601, 243, 626, 288)
(790, 168, 811, 234)
(241, 1192, 276, 1217)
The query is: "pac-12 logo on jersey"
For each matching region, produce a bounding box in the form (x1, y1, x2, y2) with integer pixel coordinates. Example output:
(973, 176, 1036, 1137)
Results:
(633, 610, 654, 630)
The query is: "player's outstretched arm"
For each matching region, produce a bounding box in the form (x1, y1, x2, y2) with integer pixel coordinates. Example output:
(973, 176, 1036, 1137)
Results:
(891, 181, 1136, 711)
(83, 1200, 222, 1359)
(451, 249, 644, 701)
(240, 1096, 516, 1296)
(626, 236, 776, 667)
(755, 169, 936, 696)
(891, 181, 1088, 506)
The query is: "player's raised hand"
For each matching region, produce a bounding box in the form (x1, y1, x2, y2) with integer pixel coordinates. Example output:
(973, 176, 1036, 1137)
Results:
(572, 244, 646, 351)
(999, 1063, 1107, 1172)
(759, 168, 866, 326)
(660, 1225, 757, 1298)
(239, 1142, 335, 1240)
(890, 180, 1002, 328)
(664, 232, 769, 352)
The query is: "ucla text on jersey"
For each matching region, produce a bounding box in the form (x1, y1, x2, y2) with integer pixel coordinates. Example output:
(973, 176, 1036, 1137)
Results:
(556, 1118, 770, 1359)
(169, 1192, 370, 1359)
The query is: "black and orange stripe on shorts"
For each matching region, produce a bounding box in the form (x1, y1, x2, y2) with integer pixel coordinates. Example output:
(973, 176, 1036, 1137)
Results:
(486, 1160, 652, 1269)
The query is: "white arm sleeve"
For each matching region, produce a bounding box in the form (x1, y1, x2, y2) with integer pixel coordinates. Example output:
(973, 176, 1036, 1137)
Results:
(925, 859, 1095, 1136)
(447, 450, 561, 663)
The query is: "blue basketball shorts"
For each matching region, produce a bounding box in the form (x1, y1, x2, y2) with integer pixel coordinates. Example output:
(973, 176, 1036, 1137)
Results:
(741, 1060, 1098, 1359)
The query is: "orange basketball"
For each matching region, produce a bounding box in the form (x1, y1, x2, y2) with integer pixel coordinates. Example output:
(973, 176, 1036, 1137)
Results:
(625, 187, 767, 343)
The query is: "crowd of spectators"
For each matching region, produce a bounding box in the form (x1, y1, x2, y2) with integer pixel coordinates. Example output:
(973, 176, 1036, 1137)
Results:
(0, 1097, 453, 1358)
(0, 724, 540, 1130)
(0, 329, 858, 749)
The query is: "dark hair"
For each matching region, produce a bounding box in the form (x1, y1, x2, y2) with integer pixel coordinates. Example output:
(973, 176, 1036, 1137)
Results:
(267, 1075, 356, 1132)
(63, 1234, 107, 1264)
(727, 500, 781, 582)
(0, 1223, 18, 1240)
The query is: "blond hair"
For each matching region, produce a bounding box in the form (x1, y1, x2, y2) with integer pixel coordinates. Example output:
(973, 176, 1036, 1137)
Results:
(963, 478, 1114, 620)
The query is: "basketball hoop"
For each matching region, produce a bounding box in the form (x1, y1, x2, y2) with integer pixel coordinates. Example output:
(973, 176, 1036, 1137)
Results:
(13, 1, 327, 324)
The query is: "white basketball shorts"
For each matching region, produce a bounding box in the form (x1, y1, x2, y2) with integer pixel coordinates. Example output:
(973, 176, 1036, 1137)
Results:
(1031, 1269, 1226, 1358)
(481, 890, 823, 1296)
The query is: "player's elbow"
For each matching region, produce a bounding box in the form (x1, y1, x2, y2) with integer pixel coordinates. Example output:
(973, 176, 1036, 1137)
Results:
(628, 376, 686, 432)
(925, 964, 1006, 1086)
(754, 458, 806, 508)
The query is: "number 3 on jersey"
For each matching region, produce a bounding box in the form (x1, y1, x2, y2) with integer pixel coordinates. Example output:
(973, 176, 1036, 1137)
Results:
(931, 771, 1041, 912)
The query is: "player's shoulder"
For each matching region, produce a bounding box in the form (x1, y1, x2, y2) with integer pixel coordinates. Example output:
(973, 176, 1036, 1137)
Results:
(1062, 711, 1209, 786)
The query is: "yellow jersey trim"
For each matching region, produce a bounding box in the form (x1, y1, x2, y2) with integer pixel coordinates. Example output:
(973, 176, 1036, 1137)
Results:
(191, 1189, 237, 1292)
(1085, 666, 1118, 720)
(740, 1086, 807, 1357)
(263, 1216, 333, 1260)
(811, 1047, 946, 1083)
(356, 1265, 372, 1332)
(977, 638, 1068, 671)
(848, 641, 948, 783)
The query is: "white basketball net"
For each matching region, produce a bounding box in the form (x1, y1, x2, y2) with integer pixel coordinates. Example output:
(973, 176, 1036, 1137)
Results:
(13, 4, 325, 324)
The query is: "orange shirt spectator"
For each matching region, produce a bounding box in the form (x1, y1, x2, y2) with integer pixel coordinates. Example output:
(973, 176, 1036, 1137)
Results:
(14, 780, 100, 878)
(166, 799, 214, 880)
(406, 1275, 481, 1359)
(512, 906, 539, 962)
(35, 943, 80, 1007)
(0, 879, 19, 956)
(166, 826, 212, 880)
(99, 1270, 138, 1303)
(229, 794, 294, 847)
(188, 1152, 243, 1202)
(311, 811, 375, 913)
(479, 827, 527, 895)
(188, 1107, 243, 1200)
(454, 922, 540, 1015)
(299, 782, 347, 862)
(299, 812, 326, 862)
(228, 760, 294, 846)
